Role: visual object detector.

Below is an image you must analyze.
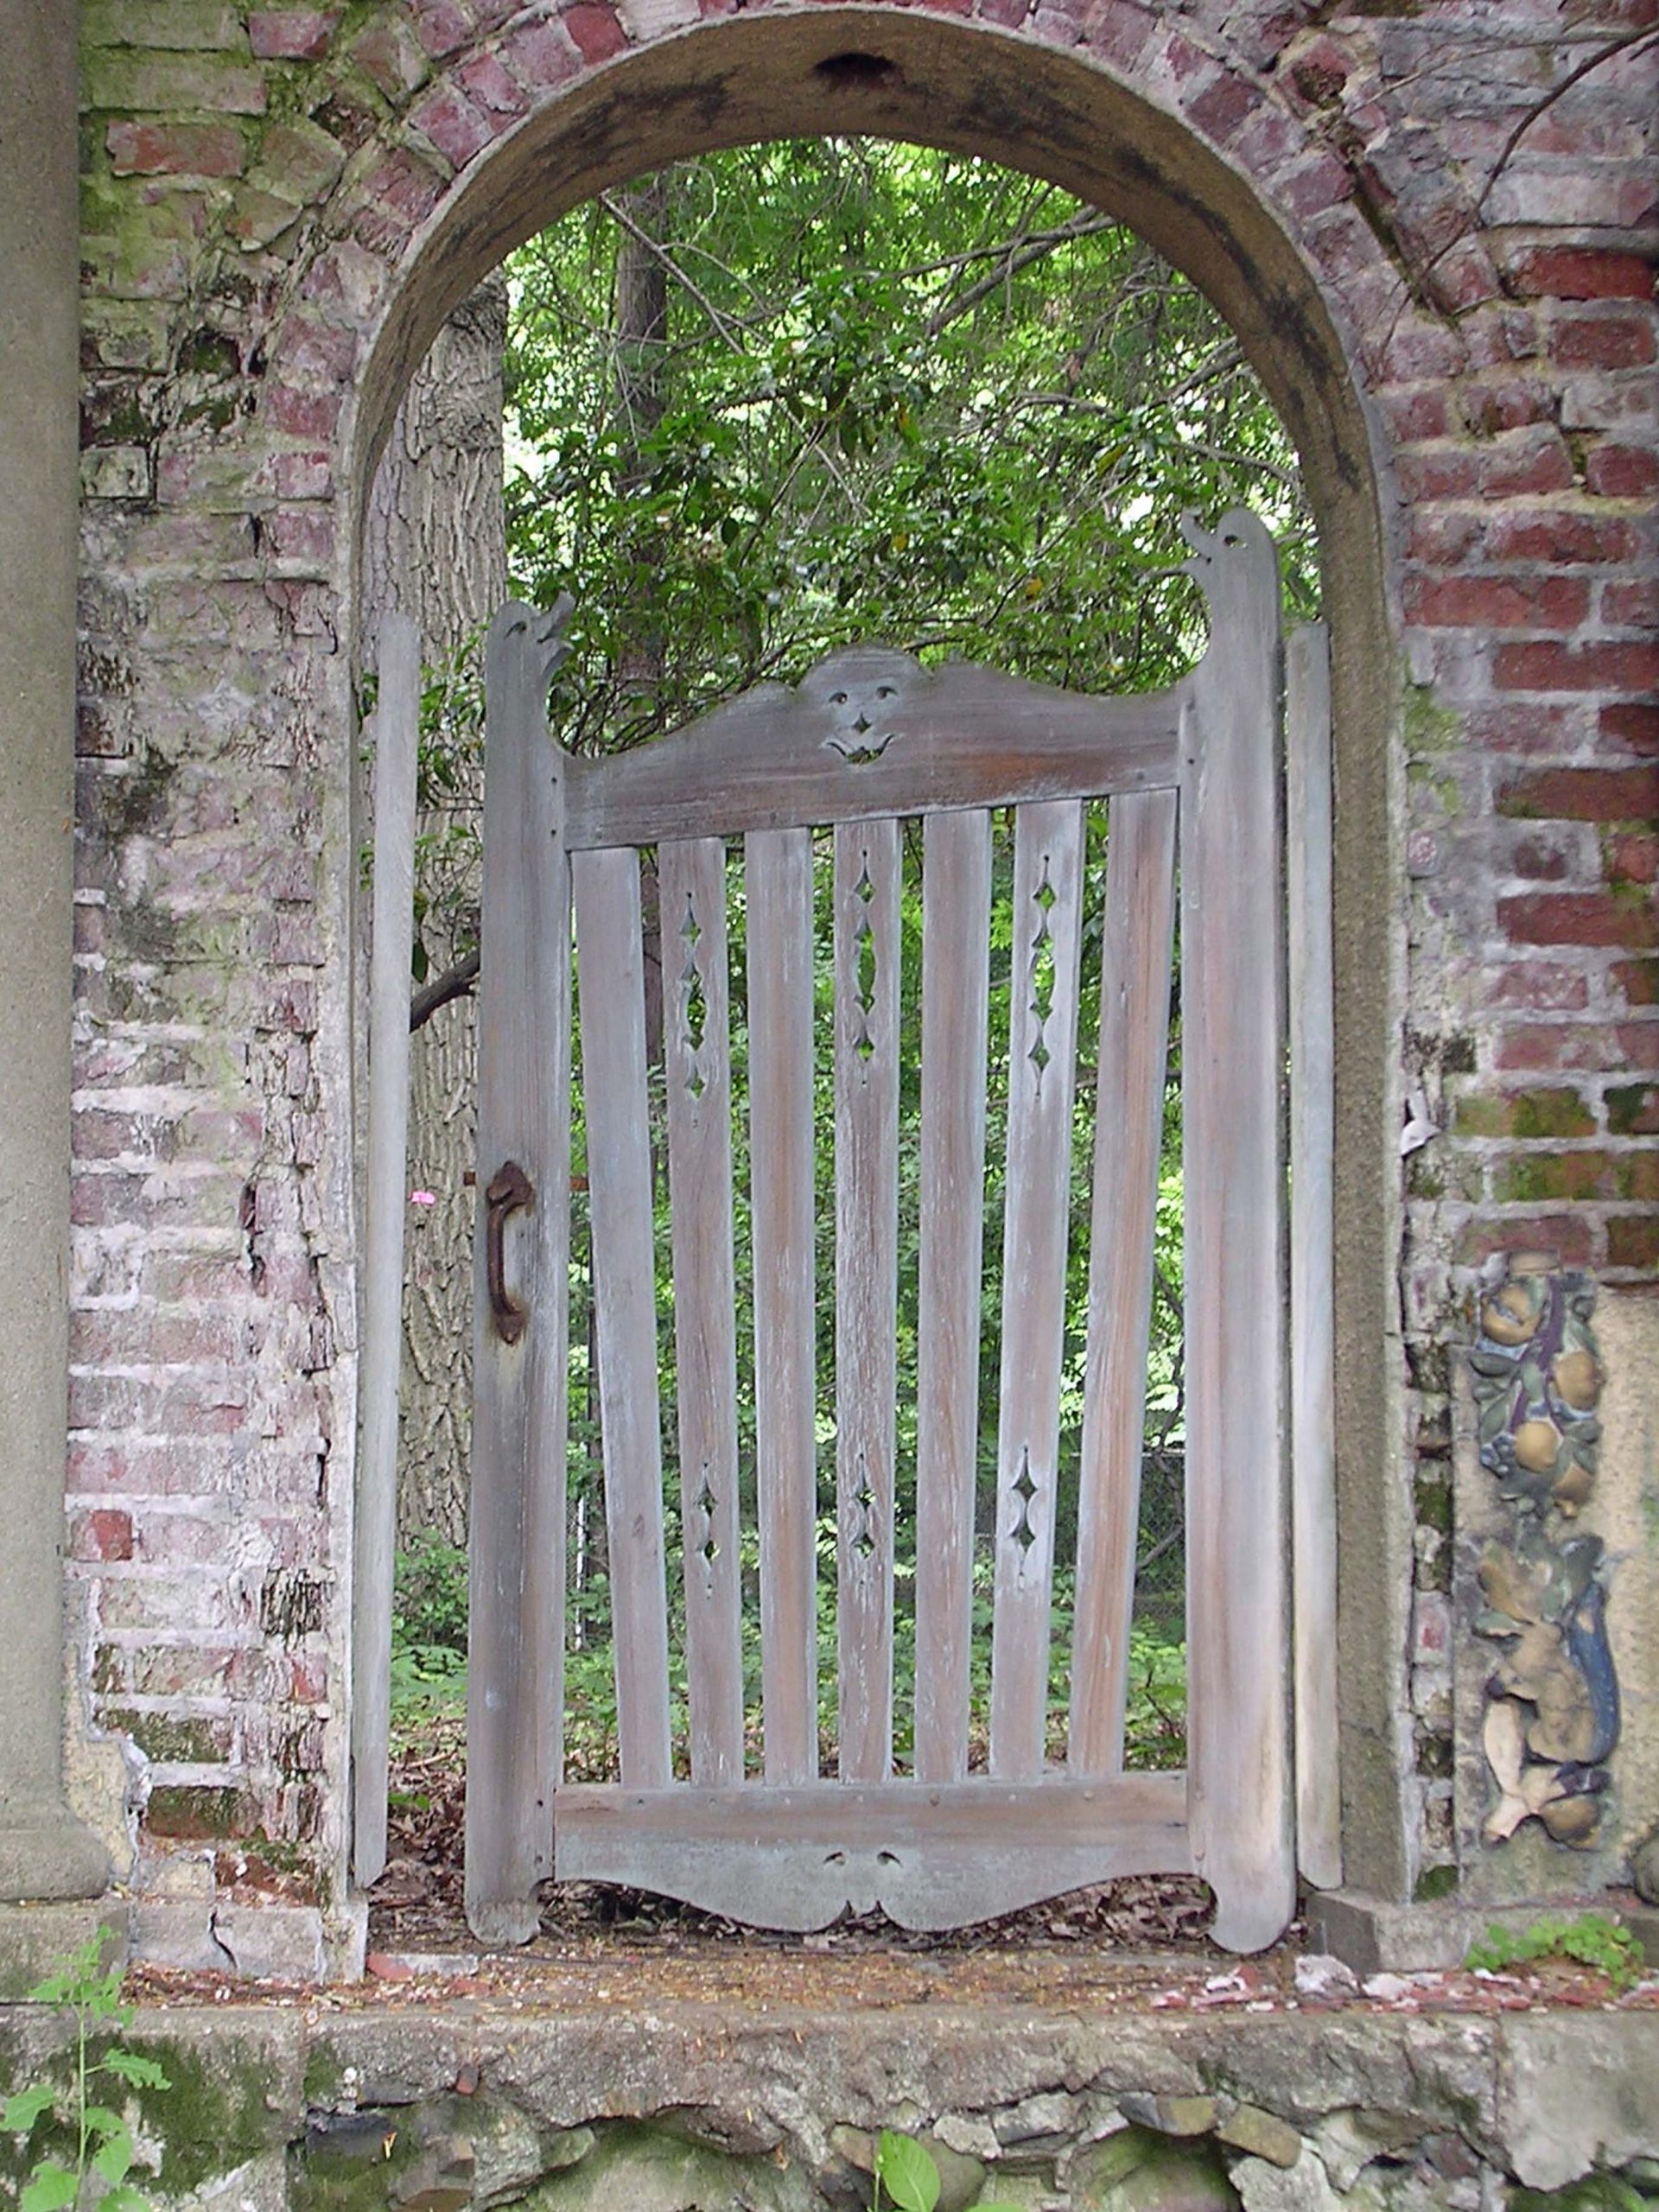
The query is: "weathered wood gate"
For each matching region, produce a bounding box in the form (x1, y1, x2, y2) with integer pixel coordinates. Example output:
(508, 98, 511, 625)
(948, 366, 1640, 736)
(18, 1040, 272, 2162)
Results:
(463, 510, 1333, 1954)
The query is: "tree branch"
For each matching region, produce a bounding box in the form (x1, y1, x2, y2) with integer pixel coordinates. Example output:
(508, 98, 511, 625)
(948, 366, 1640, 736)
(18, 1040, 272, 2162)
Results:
(410, 946, 480, 1033)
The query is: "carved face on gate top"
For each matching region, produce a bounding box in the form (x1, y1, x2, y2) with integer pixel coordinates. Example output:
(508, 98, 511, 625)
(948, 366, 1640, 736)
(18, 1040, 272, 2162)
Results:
(799, 646, 921, 766)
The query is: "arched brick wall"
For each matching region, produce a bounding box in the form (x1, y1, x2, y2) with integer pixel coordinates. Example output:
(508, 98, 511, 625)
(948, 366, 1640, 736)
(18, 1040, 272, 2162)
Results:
(69, 0, 1656, 1926)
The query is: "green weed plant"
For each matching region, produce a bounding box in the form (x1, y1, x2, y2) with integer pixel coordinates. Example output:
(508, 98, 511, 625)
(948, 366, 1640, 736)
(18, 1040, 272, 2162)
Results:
(2, 1936, 169, 2212)
(873, 2129, 1020, 2212)
(1464, 1912, 1643, 1993)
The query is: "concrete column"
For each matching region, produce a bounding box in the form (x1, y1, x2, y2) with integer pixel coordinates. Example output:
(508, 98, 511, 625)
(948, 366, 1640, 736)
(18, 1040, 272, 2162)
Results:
(0, 0, 110, 1901)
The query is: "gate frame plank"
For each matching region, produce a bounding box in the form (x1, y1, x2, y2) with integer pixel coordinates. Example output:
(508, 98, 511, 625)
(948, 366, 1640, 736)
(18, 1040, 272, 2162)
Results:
(466, 598, 574, 1946)
(1179, 512, 1294, 1954)
(1287, 621, 1342, 1891)
(351, 613, 420, 1890)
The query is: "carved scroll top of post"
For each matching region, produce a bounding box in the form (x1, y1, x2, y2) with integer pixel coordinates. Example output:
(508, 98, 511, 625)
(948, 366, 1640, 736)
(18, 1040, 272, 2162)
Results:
(487, 592, 575, 699)
(1179, 506, 1280, 640)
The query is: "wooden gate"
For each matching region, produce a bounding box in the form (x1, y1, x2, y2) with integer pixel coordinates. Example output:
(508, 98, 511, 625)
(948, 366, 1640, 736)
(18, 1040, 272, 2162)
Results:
(463, 510, 1332, 1954)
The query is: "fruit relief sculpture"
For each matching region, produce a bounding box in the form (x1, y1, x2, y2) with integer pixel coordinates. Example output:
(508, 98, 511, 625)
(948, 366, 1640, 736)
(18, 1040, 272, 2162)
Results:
(1470, 1254, 1618, 1850)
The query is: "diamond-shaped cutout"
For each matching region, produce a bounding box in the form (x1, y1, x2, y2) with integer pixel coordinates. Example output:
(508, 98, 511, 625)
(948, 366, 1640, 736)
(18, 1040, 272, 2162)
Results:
(1011, 1452, 1039, 1556)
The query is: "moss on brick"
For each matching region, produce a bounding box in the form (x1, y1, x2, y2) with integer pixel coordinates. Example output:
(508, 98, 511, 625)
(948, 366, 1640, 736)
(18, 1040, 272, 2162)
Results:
(101, 1710, 227, 1764)
(1493, 1152, 1611, 1203)
(1404, 681, 1462, 758)
(1606, 1084, 1658, 1136)
(145, 1783, 254, 1840)
(1511, 1090, 1597, 1140)
(1415, 1473, 1452, 1534)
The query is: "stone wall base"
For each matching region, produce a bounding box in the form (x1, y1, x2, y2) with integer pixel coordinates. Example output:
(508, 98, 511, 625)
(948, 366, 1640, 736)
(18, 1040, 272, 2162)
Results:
(3, 1993, 1656, 2208)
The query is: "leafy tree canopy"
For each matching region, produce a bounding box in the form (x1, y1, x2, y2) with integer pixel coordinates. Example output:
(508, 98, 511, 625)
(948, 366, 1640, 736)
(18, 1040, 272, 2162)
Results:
(504, 138, 1317, 760)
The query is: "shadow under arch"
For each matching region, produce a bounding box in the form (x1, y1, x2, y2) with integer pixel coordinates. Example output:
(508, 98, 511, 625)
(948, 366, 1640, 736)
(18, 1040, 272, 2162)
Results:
(344, 5, 1407, 1904)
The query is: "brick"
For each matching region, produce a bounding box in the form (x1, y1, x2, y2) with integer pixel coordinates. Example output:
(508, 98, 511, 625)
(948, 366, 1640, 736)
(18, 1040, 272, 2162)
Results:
(1612, 957, 1659, 1007)
(1497, 766, 1659, 822)
(1609, 833, 1659, 887)
(1603, 577, 1659, 627)
(145, 1784, 257, 1840)
(1451, 1086, 1597, 1139)
(457, 50, 531, 118)
(1494, 640, 1659, 694)
(1481, 961, 1590, 1014)
(562, 2, 631, 62)
(1606, 1084, 1659, 1135)
(1458, 376, 1555, 436)
(1491, 1151, 1622, 1203)
(1498, 892, 1659, 950)
(408, 0, 474, 58)
(1508, 248, 1656, 302)
(1603, 703, 1659, 755)
(1586, 443, 1659, 498)
(81, 53, 267, 112)
(72, 1509, 135, 1562)
(1406, 573, 1590, 630)
(497, 16, 582, 92)
(1616, 1022, 1659, 1070)
(1495, 1024, 1636, 1074)
(1454, 1214, 1594, 1268)
(1607, 1215, 1659, 1271)
(408, 79, 494, 168)
(1551, 312, 1657, 372)
(348, 18, 430, 99)
(106, 120, 245, 177)
(249, 10, 339, 60)
(81, 1, 245, 49)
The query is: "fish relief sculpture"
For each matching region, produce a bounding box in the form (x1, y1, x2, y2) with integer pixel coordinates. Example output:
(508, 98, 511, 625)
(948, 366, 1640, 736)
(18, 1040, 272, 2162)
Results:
(1469, 1253, 1618, 1848)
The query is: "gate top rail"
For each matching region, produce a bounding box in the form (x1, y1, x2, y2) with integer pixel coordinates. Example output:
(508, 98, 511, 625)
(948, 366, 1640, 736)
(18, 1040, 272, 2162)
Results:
(563, 645, 1184, 849)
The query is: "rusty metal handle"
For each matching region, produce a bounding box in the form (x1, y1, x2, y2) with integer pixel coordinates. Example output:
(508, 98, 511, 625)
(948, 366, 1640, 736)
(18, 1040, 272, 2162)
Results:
(486, 1160, 534, 1344)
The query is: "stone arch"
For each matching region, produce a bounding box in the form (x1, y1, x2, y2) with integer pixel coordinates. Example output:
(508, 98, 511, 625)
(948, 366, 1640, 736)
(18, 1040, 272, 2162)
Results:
(276, 3, 1413, 1899)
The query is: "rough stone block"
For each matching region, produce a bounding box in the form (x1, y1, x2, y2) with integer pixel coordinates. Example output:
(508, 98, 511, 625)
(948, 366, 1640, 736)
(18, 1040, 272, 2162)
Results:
(0, 1902, 128, 2002)
(1216, 2107, 1304, 2170)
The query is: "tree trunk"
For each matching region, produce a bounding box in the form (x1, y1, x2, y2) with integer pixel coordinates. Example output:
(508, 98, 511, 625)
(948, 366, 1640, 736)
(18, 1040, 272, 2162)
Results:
(364, 272, 508, 1547)
(613, 176, 670, 1065)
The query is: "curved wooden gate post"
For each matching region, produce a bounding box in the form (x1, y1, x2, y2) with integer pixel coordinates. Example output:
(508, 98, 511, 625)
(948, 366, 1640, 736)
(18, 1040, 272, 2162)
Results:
(1179, 511, 1295, 1953)
(465, 596, 573, 1945)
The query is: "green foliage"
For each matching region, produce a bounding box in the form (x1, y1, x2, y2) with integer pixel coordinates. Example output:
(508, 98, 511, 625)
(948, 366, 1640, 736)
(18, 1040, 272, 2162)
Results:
(1464, 1913, 1643, 1993)
(390, 1535, 469, 1713)
(2, 1936, 169, 2212)
(507, 143, 1314, 760)
(1511, 2178, 1653, 2212)
(872, 2129, 1020, 2212)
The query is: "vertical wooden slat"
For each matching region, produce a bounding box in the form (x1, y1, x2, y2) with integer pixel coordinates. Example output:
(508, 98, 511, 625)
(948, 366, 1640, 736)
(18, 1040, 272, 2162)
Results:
(747, 828, 819, 1784)
(914, 808, 991, 1785)
(351, 613, 420, 1889)
(833, 817, 900, 1783)
(989, 799, 1084, 1783)
(1069, 789, 1178, 1778)
(660, 837, 745, 1788)
(572, 845, 673, 1790)
(1179, 510, 1294, 1953)
(466, 597, 572, 1946)
(1287, 621, 1342, 1891)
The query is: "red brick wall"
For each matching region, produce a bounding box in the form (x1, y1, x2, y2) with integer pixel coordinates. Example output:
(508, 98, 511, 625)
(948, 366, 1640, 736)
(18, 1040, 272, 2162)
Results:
(72, 0, 1656, 1896)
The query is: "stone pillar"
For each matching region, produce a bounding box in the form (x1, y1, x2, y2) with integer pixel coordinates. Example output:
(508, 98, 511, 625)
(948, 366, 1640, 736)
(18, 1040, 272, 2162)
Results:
(0, 0, 110, 1902)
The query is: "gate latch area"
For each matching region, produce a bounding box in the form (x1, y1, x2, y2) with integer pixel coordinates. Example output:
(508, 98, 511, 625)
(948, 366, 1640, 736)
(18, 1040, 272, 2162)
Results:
(486, 1160, 534, 1344)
